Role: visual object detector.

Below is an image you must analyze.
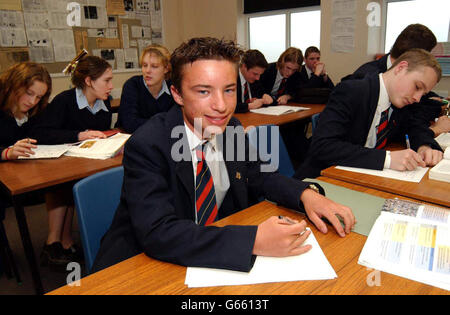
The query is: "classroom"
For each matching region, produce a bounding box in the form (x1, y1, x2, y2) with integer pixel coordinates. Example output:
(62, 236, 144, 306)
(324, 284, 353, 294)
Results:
(0, 0, 449, 298)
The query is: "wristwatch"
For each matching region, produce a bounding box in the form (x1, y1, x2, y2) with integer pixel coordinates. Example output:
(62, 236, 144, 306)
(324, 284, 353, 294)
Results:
(308, 184, 320, 194)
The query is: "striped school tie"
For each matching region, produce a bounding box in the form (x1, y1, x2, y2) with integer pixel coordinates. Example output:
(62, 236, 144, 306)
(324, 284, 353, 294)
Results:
(375, 108, 390, 150)
(243, 82, 250, 103)
(277, 78, 287, 97)
(195, 145, 218, 226)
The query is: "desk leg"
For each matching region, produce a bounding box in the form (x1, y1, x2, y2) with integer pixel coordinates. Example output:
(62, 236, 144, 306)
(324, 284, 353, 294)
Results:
(12, 195, 44, 295)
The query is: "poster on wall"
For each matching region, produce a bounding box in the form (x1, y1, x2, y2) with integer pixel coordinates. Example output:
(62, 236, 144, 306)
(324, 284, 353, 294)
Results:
(331, 0, 355, 53)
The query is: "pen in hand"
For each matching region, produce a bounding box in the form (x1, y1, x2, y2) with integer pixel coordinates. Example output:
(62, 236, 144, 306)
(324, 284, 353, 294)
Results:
(405, 134, 411, 150)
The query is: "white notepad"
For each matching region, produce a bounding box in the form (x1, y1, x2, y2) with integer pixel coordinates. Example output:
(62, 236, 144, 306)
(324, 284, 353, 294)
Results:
(184, 229, 336, 288)
(18, 144, 70, 159)
(250, 105, 310, 116)
(335, 166, 429, 183)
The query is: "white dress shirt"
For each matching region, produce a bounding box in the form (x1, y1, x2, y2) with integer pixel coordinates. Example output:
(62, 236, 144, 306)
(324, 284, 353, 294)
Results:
(184, 123, 230, 224)
(270, 69, 285, 97)
(364, 73, 392, 168)
(239, 70, 252, 102)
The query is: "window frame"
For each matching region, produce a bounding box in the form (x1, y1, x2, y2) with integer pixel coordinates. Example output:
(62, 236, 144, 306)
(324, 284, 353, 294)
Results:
(245, 5, 321, 54)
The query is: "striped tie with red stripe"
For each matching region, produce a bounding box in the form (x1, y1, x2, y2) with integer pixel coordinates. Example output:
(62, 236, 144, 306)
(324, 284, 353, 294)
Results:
(277, 78, 287, 97)
(375, 108, 390, 149)
(195, 146, 218, 226)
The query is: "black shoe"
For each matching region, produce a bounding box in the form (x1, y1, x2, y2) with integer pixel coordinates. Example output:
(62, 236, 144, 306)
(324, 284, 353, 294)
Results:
(41, 242, 72, 271)
(63, 244, 84, 263)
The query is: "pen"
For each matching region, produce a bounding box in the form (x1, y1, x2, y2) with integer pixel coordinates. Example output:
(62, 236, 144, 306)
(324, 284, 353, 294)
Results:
(278, 216, 306, 236)
(405, 134, 411, 149)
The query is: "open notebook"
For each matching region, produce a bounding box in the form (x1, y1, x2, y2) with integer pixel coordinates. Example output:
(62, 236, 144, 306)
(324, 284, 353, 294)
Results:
(436, 132, 450, 150)
(429, 147, 450, 183)
(250, 105, 310, 116)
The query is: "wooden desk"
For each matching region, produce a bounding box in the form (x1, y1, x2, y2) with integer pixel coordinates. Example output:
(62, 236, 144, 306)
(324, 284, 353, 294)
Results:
(0, 155, 123, 295)
(233, 103, 325, 129)
(48, 177, 448, 295)
(321, 166, 450, 208)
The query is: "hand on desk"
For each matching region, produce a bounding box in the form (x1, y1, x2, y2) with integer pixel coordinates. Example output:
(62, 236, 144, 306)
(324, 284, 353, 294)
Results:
(417, 145, 443, 166)
(78, 130, 107, 141)
(390, 147, 442, 171)
(253, 216, 312, 257)
(277, 95, 292, 105)
(2, 138, 37, 160)
(301, 188, 355, 238)
(248, 98, 264, 110)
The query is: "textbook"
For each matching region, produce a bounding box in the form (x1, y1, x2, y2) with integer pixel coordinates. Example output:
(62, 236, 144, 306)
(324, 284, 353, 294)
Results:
(358, 199, 450, 291)
(64, 133, 130, 160)
(436, 132, 450, 150)
(18, 144, 70, 160)
(429, 147, 450, 183)
(250, 105, 310, 116)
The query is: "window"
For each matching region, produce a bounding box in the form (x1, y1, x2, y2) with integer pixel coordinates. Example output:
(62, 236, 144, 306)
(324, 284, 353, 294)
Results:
(385, 0, 450, 53)
(249, 14, 286, 63)
(248, 7, 321, 63)
(290, 9, 321, 55)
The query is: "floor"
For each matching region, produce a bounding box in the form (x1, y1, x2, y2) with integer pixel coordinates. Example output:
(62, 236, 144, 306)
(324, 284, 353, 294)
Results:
(0, 203, 85, 295)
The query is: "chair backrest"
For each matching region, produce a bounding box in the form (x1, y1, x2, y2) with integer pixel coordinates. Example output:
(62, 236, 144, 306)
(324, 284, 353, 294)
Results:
(247, 124, 294, 177)
(73, 166, 124, 273)
(311, 113, 320, 135)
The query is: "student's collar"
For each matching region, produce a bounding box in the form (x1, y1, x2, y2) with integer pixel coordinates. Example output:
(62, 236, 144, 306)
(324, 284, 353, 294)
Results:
(305, 66, 313, 78)
(184, 121, 217, 154)
(239, 70, 247, 86)
(387, 54, 393, 70)
(276, 69, 284, 81)
(378, 73, 391, 112)
(75, 88, 109, 114)
(143, 77, 170, 98)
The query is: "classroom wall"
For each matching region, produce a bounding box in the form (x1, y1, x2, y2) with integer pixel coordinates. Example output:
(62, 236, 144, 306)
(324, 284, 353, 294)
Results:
(50, 0, 448, 99)
(320, 0, 448, 96)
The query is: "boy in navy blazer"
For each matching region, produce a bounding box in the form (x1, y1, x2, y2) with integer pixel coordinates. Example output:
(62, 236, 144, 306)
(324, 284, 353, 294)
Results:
(260, 47, 303, 105)
(93, 38, 355, 273)
(295, 49, 443, 180)
(235, 50, 273, 113)
(299, 46, 334, 90)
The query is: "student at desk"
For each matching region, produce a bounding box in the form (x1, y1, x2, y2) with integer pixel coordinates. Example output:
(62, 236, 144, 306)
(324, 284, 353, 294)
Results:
(299, 46, 334, 89)
(235, 50, 273, 113)
(343, 24, 447, 137)
(31, 56, 113, 144)
(117, 44, 174, 133)
(29, 56, 114, 268)
(92, 37, 355, 273)
(294, 49, 443, 180)
(260, 47, 303, 105)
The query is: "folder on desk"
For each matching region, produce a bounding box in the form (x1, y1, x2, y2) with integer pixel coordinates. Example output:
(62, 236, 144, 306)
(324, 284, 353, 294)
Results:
(305, 178, 386, 237)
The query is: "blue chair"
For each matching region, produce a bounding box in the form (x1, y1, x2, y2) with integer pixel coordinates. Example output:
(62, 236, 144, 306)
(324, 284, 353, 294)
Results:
(311, 113, 320, 135)
(73, 166, 124, 273)
(247, 124, 294, 177)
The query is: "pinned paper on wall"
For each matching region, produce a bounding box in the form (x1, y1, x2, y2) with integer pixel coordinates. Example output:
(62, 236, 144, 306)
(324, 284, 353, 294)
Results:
(0, 0, 22, 11)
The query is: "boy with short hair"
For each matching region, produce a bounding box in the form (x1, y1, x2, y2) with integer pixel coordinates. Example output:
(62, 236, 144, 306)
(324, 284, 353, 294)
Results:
(299, 46, 334, 89)
(295, 49, 443, 180)
(235, 49, 273, 113)
(93, 37, 355, 273)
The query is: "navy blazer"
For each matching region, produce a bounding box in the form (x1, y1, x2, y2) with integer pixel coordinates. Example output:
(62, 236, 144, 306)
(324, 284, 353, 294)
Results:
(93, 105, 314, 273)
(235, 75, 266, 113)
(260, 63, 301, 100)
(298, 65, 335, 89)
(294, 73, 441, 180)
(342, 53, 443, 123)
(117, 75, 174, 133)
